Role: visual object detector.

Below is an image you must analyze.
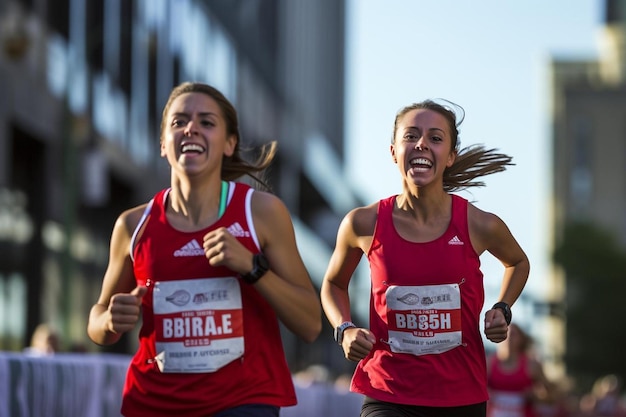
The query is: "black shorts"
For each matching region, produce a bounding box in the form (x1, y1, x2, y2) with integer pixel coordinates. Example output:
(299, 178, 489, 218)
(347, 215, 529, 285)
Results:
(214, 403, 280, 417)
(361, 396, 486, 417)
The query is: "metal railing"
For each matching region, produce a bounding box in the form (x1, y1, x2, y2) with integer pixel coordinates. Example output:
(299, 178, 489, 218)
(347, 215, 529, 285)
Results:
(0, 352, 363, 417)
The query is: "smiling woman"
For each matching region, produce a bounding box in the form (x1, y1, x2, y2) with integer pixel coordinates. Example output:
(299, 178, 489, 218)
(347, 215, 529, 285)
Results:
(158, 82, 277, 189)
(346, 2, 601, 344)
(390, 100, 514, 194)
(87, 82, 322, 417)
(321, 98, 531, 417)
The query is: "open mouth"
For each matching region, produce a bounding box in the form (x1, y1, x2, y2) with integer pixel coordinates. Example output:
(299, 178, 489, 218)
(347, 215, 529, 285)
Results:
(181, 143, 205, 154)
(409, 157, 432, 168)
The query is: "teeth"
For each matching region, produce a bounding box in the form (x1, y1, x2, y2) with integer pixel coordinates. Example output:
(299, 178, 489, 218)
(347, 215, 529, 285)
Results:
(410, 158, 432, 166)
(181, 143, 204, 153)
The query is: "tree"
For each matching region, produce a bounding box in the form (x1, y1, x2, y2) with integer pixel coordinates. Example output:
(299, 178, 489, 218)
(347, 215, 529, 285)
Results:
(553, 221, 626, 392)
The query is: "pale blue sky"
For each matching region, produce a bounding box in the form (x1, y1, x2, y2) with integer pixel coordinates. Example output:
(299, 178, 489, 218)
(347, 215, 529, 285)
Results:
(344, 0, 602, 319)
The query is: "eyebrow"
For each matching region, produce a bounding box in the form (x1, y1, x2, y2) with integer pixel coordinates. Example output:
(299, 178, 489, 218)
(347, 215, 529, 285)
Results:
(171, 111, 218, 118)
(405, 126, 446, 134)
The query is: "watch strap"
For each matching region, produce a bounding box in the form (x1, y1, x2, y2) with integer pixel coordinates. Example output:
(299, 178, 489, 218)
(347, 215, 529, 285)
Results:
(334, 321, 356, 345)
(241, 253, 269, 284)
(492, 301, 512, 325)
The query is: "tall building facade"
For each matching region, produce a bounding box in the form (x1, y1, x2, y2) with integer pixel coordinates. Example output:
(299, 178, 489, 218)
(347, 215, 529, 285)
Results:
(0, 0, 361, 373)
(549, 0, 626, 378)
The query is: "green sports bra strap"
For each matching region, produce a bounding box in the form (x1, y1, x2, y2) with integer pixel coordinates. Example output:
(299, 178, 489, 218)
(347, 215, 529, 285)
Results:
(218, 181, 228, 218)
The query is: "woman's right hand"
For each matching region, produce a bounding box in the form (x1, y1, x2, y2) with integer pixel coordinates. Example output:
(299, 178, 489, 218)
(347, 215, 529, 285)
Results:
(104, 286, 147, 335)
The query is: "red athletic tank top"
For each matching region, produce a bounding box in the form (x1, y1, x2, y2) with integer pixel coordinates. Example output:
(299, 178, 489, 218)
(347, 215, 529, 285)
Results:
(351, 194, 488, 406)
(121, 182, 296, 417)
(487, 354, 536, 417)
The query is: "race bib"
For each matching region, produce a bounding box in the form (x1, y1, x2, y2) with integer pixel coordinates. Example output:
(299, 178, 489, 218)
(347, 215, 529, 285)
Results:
(489, 391, 527, 417)
(386, 283, 462, 355)
(152, 277, 244, 373)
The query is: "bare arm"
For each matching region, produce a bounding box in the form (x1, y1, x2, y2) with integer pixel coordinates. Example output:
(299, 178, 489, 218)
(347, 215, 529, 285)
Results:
(528, 356, 555, 402)
(87, 207, 146, 346)
(203, 191, 321, 343)
(253, 193, 321, 342)
(321, 205, 377, 360)
(469, 204, 530, 342)
(321, 208, 366, 328)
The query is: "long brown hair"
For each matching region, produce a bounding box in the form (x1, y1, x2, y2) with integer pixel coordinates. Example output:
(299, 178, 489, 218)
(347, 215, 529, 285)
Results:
(161, 82, 277, 190)
(392, 100, 513, 192)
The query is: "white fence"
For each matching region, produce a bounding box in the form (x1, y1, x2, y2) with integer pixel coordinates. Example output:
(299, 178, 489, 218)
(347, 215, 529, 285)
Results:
(0, 352, 363, 417)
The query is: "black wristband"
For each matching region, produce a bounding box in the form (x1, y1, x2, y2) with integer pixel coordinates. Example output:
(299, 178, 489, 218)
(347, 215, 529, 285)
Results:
(492, 301, 512, 325)
(240, 253, 269, 284)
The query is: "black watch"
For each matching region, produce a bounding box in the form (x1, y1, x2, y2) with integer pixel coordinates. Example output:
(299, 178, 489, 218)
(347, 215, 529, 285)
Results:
(241, 253, 269, 284)
(492, 301, 512, 325)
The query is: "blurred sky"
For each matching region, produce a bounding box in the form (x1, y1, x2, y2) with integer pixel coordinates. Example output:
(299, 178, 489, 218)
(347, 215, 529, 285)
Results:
(344, 1, 602, 310)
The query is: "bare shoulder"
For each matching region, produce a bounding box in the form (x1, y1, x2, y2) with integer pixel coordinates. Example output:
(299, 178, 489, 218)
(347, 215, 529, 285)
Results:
(250, 189, 287, 215)
(328, 202, 378, 257)
(249, 190, 294, 248)
(467, 203, 510, 254)
(467, 203, 503, 233)
(99, 203, 150, 300)
(110, 203, 151, 246)
(343, 202, 378, 238)
(117, 204, 149, 231)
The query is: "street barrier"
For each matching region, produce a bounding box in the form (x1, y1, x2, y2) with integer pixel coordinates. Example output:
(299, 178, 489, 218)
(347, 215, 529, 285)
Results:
(0, 352, 128, 417)
(0, 352, 363, 417)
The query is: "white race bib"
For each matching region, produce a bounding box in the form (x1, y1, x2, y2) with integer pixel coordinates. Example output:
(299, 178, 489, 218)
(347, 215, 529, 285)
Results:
(489, 391, 527, 417)
(152, 277, 244, 373)
(385, 284, 462, 355)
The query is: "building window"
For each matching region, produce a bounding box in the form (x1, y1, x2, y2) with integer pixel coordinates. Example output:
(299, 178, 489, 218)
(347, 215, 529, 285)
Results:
(569, 118, 593, 214)
(119, 0, 134, 96)
(86, 0, 104, 72)
(47, 0, 70, 39)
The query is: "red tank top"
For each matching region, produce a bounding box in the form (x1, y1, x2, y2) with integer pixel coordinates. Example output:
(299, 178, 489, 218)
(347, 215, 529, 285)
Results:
(487, 354, 536, 417)
(351, 194, 488, 407)
(121, 182, 296, 417)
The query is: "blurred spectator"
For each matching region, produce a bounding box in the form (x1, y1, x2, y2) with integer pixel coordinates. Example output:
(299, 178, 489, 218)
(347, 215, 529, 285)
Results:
(334, 373, 353, 393)
(487, 323, 557, 417)
(534, 377, 570, 417)
(590, 374, 626, 417)
(578, 392, 597, 417)
(69, 341, 88, 353)
(292, 364, 331, 388)
(283, 366, 363, 417)
(23, 323, 60, 355)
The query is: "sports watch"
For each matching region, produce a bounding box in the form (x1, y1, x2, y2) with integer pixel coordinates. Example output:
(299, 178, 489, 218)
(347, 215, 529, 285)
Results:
(241, 253, 269, 284)
(492, 301, 512, 325)
(334, 321, 356, 345)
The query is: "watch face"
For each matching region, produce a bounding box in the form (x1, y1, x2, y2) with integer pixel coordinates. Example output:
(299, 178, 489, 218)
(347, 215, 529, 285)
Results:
(256, 253, 269, 270)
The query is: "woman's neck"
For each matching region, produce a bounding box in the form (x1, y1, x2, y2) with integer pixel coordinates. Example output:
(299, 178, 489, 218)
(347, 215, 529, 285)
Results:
(397, 187, 450, 219)
(167, 177, 223, 229)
